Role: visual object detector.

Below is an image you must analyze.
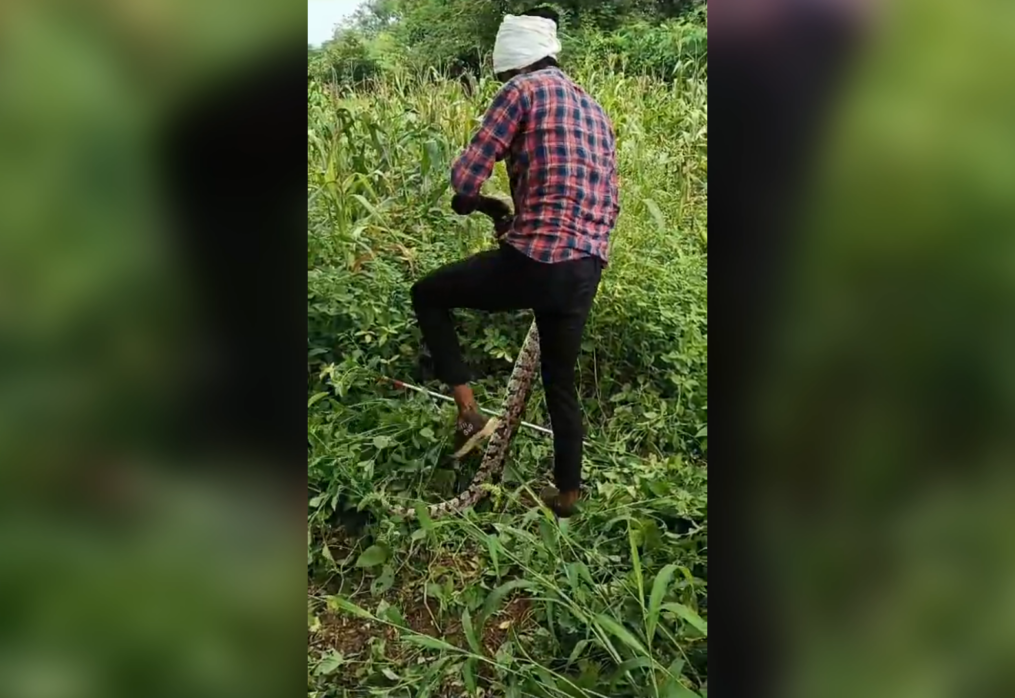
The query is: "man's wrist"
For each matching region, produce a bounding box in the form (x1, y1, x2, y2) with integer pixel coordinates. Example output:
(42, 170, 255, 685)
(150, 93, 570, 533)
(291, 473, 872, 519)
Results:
(476, 195, 512, 220)
(451, 193, 480, 215)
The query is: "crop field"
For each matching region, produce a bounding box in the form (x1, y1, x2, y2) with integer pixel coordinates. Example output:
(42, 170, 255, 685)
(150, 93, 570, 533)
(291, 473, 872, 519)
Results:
(308, 61, 707, 697)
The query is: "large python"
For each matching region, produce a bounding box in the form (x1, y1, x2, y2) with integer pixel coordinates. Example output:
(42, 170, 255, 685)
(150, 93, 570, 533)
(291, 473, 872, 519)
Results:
(387, 318, 541, 520)
(386, 195, 544, 520)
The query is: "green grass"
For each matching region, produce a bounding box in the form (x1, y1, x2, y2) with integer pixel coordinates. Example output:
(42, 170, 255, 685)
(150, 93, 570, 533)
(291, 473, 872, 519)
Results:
(308, 65, 707, 697)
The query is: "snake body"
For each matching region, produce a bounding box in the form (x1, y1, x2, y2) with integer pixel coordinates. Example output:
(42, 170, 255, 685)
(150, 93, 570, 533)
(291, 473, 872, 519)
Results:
(388, 319, 541, 520)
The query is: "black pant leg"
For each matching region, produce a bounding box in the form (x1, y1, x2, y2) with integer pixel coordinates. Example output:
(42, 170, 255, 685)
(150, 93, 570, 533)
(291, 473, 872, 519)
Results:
(411, 246, 538, 387)
(534, 257, 602, 492)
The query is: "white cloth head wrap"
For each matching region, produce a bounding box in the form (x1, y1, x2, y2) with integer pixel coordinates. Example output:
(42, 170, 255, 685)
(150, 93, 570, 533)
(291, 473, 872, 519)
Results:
(492, 14, 561, 74)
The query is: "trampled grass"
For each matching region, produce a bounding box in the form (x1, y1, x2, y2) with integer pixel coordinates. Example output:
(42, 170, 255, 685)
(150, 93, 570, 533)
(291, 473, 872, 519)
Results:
(308, 65, 707, 697)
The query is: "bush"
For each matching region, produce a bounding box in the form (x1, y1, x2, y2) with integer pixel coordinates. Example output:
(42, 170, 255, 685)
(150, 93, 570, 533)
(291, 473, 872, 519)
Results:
(337, 0, 708, 81)
(564, 12, 707, 81)
(310, 30, 383, 85)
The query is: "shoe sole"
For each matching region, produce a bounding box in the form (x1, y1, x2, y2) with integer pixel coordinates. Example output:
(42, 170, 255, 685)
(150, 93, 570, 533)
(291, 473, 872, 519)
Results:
(452, 417, 499, 459)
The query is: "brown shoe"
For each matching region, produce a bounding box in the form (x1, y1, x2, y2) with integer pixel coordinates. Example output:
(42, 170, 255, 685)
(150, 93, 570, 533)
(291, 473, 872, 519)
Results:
(452, 410, 498, 459)
(540, 486, 581, 518)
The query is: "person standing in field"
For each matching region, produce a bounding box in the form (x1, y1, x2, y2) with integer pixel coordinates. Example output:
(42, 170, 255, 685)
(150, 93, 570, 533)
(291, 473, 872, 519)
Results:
(410, 9, 620, 517)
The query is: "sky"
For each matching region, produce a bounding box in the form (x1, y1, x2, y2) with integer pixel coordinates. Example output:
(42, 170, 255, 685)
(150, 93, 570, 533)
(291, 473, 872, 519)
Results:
(308, 0, 363, 47)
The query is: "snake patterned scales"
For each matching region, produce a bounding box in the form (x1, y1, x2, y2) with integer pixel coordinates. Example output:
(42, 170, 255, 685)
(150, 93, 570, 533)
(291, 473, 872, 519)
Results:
(387, 319, 541, 520)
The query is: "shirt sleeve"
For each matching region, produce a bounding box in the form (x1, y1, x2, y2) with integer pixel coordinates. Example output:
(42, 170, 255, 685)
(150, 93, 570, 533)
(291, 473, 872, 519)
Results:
(450, 80, 527, 197)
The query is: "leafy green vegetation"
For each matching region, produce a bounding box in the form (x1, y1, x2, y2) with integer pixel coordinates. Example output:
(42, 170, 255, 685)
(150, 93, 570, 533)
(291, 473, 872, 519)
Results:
(309, 1, 706, 84)
(308, 3, 706, 696)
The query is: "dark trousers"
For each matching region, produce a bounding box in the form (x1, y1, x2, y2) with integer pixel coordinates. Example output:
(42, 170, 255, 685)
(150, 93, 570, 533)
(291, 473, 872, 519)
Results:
(411, 243, 602, 493)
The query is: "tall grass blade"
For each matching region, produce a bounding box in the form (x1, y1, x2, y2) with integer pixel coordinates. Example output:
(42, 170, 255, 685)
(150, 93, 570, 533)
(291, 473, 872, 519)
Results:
(647, 563, 679, 644)
(595, 613, 648, 656)
(403, 633, 459, 652)
(414, 503, 434, 540)
(609, 656, 655, 691)
(461, 607, 481, 654)
(463, 656, 478, 694)
(662, 602, 708, 635)
(628, 521, 645, 611)
(479, 579, 534, 633)
(326, 595, 373, 621)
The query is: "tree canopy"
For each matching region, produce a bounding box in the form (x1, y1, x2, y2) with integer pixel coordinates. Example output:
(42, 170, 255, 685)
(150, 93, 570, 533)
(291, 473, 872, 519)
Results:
(309, 0, 706, 85)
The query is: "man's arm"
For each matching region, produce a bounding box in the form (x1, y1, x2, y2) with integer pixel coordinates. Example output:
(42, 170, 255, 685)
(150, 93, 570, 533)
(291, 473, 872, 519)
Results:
(450, 80, 526, 204)
(452, 193, 512, 219)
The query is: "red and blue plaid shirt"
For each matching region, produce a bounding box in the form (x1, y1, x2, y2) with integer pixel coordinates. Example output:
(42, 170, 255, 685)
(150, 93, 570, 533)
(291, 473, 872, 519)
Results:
(450, 67, 619, 264)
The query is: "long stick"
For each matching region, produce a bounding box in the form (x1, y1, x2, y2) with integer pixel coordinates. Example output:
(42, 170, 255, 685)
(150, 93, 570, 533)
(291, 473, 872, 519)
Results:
(382, 377, 556, 438)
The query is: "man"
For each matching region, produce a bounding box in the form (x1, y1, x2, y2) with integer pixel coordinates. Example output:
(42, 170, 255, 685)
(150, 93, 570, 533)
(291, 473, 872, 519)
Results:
(410, 10, 620, 517)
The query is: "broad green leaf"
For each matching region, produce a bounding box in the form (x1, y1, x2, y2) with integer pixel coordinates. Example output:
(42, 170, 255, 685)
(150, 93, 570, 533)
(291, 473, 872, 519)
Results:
(314, 649, 344, 675)
(662, 676, 702, 698)
(566, 639, 589, 667)
(662, 602, 708, 635)
(494, 525, 539, 547)
(533, 665, 560, 690)
(355, 544, 390, 568)
(485, 534, 501, 580)
(352, 193, 386, 223)
(609, 656, 656, 691)
(403, 633, 458, 652)
(628, 521, 645, 610)
(371, 564, 395, 595)
(644, 197, 668, 233)
(461, 608, 481, 654)
(417, 656, 450, 698)
(603, 513, 634, 533)
(595, 613, 648, 656)
(415, 503, 434, 538)
(648, 563, 679, 643)
(496, 640, 516, 666)
(326, 595, 372, 621)
(480, 580, 534, 631)
(563, 562, 579, 593)
(308, 391, 329, 407)
(463, 656, 478, 694)
(577, 659, 603, 688)
(421, 140, 433, 178)
(539, 518, 558, 549)
(381, 603, 407, 628)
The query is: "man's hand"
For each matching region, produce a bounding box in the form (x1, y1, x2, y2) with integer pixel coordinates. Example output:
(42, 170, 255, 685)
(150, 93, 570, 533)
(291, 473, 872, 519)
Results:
(493, 215, 513, 239)
(476, 195, 512, 222)
(450, 193, 479, 215)
(478, 196, 513, 238)
(451, 193, 513, 238)
(452, 193, 512, 220)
